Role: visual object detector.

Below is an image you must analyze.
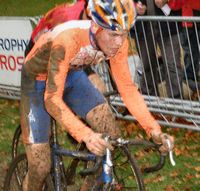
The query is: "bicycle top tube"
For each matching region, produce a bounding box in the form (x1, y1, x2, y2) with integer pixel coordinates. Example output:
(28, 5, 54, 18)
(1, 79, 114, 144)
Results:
(53, 146, 96, 161)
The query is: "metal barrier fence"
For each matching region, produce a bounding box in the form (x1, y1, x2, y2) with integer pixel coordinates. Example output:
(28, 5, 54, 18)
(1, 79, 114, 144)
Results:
(97, 16, 200, 131)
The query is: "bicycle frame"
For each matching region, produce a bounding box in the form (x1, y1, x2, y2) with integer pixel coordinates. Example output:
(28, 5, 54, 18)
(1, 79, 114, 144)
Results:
(50, 118, 168, 191)
(50, 119, 90, 190)
(51, 118, 133, 191)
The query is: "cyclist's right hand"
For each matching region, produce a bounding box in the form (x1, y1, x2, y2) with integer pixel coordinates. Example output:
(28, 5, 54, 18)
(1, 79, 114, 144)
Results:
(151, 131, 174, 154)
(83, 133, 114, 156)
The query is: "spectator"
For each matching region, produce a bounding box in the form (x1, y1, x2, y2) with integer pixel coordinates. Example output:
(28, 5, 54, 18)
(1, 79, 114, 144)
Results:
(169, 0, 200, 93)
(133, 0, 182, 98)
(25, 0, 88, 56)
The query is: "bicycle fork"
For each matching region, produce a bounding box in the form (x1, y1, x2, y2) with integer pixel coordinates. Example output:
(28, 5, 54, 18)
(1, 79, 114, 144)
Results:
(102, 148, 113, 190)
(91, 147, 113, 191)
(52, 144, 65, 191)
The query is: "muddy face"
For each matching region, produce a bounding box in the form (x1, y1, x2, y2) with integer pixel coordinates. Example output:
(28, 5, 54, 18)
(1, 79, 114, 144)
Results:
(95, 29, 127, 58)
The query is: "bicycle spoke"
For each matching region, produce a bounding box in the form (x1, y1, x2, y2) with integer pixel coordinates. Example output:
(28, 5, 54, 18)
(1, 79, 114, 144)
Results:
(4, 155, 27, 191)
(111, 147, 143, 191)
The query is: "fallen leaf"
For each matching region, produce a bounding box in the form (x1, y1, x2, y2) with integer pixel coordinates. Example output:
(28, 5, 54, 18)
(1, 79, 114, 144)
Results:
(194, 166, 200, 172)
(165, 185, 174, 191)
(195, 174, 200, 178)
(170, 172, 178, 178)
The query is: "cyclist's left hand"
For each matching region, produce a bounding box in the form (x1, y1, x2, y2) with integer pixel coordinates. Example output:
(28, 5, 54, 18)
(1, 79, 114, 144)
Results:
(151, 131, 174, 154)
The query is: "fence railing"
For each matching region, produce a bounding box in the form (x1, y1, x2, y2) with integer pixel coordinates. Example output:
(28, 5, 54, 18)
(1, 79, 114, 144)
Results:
(97, 16, 200, 131)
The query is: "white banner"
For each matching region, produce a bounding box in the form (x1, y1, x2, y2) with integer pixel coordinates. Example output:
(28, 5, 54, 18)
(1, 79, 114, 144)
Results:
(0, 17, 33, 99)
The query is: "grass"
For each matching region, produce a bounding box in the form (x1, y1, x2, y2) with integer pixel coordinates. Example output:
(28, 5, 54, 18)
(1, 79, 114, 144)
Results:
(142, 130, 200, 191)
(0, 99, 20, 189)
(120, 121, 200, 191)
(0, 0, 72, 16)
(0, 99, 20, 158)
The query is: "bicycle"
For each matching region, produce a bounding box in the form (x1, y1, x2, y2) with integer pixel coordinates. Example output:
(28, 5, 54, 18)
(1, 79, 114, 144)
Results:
(4, 114, 173, 191)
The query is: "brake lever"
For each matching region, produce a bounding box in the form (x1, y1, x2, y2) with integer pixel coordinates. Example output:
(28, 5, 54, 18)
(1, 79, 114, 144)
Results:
(166, 139, 176, 166)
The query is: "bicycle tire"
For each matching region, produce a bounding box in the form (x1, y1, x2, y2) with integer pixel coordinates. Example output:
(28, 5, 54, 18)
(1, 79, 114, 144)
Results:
(4, 154, 27, 191)
(4, 154, 54, 191)
(11, 125, 23, 159)
(97, 145, 145, 191)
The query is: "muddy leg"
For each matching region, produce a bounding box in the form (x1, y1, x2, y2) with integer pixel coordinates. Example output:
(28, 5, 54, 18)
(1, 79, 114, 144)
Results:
(86, 103, 121, 137)
(23, 143, 51, 191)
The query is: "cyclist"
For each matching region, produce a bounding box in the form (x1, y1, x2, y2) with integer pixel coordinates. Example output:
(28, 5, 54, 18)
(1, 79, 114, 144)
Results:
(21, 0, 174, 190)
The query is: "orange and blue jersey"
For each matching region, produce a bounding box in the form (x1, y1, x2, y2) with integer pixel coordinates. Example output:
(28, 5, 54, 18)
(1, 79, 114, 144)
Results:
(21, 20, 161, 144)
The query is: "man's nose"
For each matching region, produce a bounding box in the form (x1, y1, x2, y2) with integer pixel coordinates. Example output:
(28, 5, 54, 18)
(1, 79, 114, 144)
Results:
(115, 36, 123, 46)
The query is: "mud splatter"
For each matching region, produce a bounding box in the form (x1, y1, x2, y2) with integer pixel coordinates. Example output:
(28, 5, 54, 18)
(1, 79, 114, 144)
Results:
(23, 143, 51, 191)
(86, 103, 121, 138)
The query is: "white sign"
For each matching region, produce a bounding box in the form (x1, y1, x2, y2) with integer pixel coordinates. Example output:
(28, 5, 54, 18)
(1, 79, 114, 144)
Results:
(0, 18, 33, 99)
(161, 4, 171, 16)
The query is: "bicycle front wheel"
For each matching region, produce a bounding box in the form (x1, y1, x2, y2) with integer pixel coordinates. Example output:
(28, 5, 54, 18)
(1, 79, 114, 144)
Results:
(111, 145, 145, 191)
(11, 125, 24, 159)
(4, 154, 54, 191)
(4, 154, 27, 191)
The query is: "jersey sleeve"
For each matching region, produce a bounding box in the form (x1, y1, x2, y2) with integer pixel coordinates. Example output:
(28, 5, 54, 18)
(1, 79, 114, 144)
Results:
(109, 39, 161, 137)
(44, 34, 93, 142)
